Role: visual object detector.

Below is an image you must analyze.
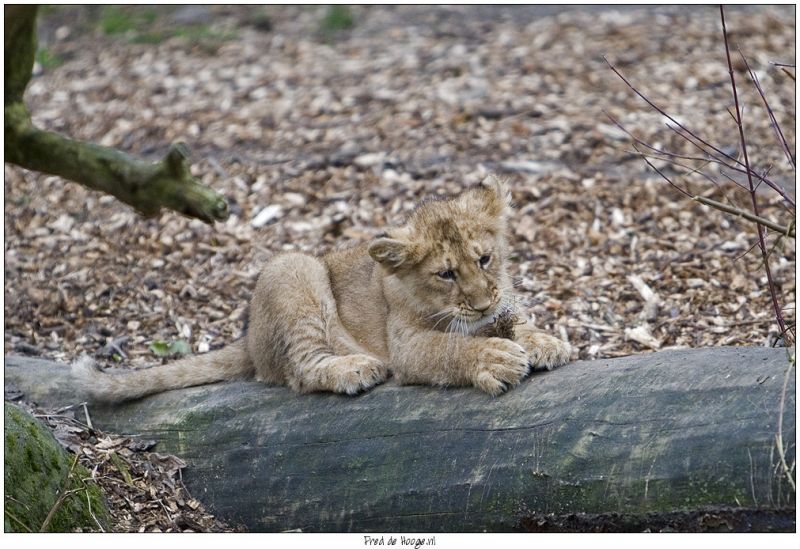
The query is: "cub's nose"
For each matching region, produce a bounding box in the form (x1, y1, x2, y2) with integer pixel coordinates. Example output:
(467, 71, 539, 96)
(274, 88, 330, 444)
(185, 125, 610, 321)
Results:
(470, 298, 493, 314)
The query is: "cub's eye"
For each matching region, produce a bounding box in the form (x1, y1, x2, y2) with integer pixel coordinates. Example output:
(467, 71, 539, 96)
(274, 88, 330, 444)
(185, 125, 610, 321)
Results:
(478, 254, 491, 268)
(437, 270, 456, 281)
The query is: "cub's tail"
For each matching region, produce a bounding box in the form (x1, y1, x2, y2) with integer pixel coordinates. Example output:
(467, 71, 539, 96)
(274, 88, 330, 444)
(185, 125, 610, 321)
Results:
(71, 340, 252, 403)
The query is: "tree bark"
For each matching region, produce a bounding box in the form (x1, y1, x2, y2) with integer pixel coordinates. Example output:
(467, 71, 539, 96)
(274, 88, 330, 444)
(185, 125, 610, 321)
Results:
(4, 6, 228, 223)
(4, 347, 796, 532)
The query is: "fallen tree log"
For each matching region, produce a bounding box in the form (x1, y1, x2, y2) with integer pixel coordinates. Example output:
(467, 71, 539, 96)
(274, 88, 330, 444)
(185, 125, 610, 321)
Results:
(4, 346, 796, 532)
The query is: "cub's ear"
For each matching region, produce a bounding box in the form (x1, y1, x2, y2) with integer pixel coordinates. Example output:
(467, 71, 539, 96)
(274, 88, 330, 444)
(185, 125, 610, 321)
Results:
(368, 237, 410, 269)
(477, 175, 512, 217)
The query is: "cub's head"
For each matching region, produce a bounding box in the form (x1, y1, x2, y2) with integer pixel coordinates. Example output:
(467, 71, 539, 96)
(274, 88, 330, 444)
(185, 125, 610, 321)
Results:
(368, 176, 514, 333)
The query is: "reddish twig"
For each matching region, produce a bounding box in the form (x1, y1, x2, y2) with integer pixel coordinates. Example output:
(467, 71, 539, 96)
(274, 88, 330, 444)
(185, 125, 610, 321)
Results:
(754, 164, 771, 192)
(717, 169, 753, 193)
(604, 110, 745, 178)
(738, 48, 795, 168)
(732, 240, 761, 263)
(628, 147, 739, 198)
(604, 110, 791, 206)
(666, 121, 793, 205)
(604, 54, 748, 169)
(720, 5, 790, 342)
(631, 143, 694, 199)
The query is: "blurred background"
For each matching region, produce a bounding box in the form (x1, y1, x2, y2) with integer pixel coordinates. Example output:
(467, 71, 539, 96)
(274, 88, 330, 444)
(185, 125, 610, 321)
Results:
(4, 5, 796, 367)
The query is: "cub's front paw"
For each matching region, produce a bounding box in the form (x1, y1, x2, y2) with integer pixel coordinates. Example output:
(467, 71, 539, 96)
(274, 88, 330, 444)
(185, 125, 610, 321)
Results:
(330, 354, 388, 395)
(517, 331, 572, 371)
(473, 337, 531, 397)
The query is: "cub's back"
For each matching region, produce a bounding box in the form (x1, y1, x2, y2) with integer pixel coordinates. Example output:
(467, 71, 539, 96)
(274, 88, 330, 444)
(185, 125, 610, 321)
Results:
(323, 243, 389, 358)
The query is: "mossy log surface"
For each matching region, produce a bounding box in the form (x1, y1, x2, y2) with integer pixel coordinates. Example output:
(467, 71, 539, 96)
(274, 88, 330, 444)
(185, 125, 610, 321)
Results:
(4, 347, 796, 532)
(4, 403, 109, 532)
(4, 6, 228, 223)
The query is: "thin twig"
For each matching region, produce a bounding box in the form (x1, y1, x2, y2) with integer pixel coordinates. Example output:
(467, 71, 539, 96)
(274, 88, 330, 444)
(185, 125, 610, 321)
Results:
(720, 5, 790, 342)
(756, 221, 794, 278)
(5, 495, 30, 510)
(657, 151, 754, 214)
(739, 48, 795, 168)
(604, 110, 789, 202)
(33, 413, 91, 431)
(605, 55, 751, 171)
(4, 508, 32, 532)
(667, 120, 793, 205)
(86, 489, 106, 532)
(157, 498, 178, 531)
(717, 169, 753, 192)
(751, 164, 773, 193)
(732, 240, 761, 263)
(632, 144, 693, 198)
(53, 402, 83, 414)
(630, 148, 748, 203)
(40, 454, 82, 532)
(693, 196, 795, 237)
(605, 110, 734, 168)
(664, 119, 794, 208)
(82, 402, 94, 431)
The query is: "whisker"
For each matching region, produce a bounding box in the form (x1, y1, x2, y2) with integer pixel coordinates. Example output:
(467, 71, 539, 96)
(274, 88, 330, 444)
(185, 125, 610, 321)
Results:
(431, 313, 451, 331)
(497, 281, 524, 292)
(445, 317, 458, 357)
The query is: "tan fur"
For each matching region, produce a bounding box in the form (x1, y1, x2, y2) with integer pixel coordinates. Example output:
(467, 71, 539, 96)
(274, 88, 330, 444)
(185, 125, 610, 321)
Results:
(73, 176, 571, 402)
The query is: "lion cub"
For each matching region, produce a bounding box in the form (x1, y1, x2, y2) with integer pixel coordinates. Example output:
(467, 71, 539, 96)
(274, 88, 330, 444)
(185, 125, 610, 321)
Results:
(74, 177, 571, 401)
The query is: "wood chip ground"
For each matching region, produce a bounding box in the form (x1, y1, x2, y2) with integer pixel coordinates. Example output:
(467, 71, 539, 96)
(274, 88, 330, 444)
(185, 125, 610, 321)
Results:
(4, 6, 795, 532)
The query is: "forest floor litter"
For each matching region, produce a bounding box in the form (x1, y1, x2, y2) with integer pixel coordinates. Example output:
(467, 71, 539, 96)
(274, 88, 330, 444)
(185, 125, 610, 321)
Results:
(4, 5, 795, 532)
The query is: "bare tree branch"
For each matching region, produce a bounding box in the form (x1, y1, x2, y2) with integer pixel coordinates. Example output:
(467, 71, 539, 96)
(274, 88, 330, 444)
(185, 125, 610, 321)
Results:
(738, 48, 795, 169)
(720, 5, 790, 342)
(4, 6, 229, 224)
(693, 196, 795, 237)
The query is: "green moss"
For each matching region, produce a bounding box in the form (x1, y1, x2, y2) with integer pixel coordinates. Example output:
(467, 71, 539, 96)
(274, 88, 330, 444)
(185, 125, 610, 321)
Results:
(101, 5, 159, 34)
(95, 6, 237, 51)
(6, 100, 229, 222)
(100, 6, 137, 35)
(320, 5, 355, 33)
(249, 9, 273, 32)
(5, 6, 38, 105)
(173, 406, 239, 447)
(4, 403, 110, 532)
(132, 30, 170, 44)
(35, 48, 63, 70)
(37, 5, 64, 16)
